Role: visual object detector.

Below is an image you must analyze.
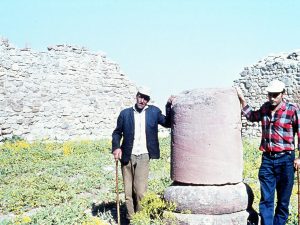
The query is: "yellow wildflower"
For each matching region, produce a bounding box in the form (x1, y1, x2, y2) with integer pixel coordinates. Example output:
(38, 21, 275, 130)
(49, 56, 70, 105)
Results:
(2, 140, 30, 151)
(63, 142, 72, 156)
(22, 215, 32, 223)
(82, 217, 108, 225)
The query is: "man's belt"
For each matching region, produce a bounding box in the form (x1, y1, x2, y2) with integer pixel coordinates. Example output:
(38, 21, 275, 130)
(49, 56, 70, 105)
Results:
(263, 151, 292, 157)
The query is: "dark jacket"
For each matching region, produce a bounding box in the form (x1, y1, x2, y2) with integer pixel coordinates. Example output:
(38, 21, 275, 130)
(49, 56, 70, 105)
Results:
(112, 104, 171, 164)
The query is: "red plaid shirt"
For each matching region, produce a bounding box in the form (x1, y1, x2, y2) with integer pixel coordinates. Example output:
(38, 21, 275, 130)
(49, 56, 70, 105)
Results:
(242, 101, 300, 152)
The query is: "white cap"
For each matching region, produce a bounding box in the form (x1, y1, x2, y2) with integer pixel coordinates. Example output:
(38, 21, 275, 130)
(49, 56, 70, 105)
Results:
(265, 80, 285, 93)
(137, 86, 151, 97)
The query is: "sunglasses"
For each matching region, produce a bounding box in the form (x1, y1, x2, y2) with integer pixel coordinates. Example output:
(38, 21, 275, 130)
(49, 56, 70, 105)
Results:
(268, 92, 282, 98)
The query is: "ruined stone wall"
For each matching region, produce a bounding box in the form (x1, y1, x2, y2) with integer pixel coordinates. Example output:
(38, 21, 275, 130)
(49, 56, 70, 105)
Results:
(234, 50, 300, 138)
(0, 38, 138, 141)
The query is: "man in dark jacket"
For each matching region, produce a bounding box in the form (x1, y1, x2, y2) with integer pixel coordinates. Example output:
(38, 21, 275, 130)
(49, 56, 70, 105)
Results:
(112, 87, 174, 221)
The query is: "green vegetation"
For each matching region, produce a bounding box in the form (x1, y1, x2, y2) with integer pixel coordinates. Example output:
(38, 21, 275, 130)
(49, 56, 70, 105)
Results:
(0, 139, 114, 225)
(131, 192, 177, 225)
(0, 137, 299, 224)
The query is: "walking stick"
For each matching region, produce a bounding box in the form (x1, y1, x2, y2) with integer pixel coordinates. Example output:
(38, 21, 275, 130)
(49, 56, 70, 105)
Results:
(116, 160, 121, 225)
(298, 167, 300, 225)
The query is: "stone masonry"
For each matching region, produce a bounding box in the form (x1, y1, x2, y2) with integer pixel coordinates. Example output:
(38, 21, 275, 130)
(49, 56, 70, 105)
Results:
(0, 38, 138, 141)
(2, 37, 299, 141)
(234, 50, 300, 138)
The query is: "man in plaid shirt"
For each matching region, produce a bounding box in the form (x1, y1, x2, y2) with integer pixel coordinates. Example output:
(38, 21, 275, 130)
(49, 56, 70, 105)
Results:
(236, 79, 300, 225)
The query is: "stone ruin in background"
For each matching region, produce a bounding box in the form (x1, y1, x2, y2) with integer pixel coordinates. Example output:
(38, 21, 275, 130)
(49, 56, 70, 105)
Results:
(1, 36, 299, 141)
(164, 88, 258, 225)
(234, 50, 300, 138)
(0, 38, 138, 141)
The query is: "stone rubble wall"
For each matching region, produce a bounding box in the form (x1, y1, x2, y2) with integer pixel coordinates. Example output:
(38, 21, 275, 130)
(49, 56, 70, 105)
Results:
(0, 38, 139, 141)
(2, 37, 298, 141)
(234, 50, 300, 138)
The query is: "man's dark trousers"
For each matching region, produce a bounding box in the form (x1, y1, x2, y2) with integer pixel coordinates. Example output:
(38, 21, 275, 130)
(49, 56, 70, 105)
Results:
(259, 151, 295, 225)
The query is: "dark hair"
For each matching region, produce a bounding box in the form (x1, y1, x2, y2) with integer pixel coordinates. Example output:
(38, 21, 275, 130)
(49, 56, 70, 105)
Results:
(137, 92, 150, 101)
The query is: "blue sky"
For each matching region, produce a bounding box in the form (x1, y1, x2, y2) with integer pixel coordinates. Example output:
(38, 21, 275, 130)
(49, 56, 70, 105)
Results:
(1, 0, 300, 107)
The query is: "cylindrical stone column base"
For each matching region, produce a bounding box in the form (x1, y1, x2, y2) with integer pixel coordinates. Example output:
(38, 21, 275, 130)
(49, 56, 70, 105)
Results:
(164, 182, 250, 215)
(164, 209, 258, 225)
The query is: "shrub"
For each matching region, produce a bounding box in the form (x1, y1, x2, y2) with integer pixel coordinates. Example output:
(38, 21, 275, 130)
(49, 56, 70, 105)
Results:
(1, 135, 24, 143)
(131, 192, 177, 225)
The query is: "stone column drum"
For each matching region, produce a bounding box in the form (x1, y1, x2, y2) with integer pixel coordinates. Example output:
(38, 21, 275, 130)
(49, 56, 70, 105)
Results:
(164, 88, 258, 225)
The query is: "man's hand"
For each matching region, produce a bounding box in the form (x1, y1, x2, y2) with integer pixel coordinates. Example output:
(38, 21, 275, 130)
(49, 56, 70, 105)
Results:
(235, 87, 247, 108)
(294, 158, 300, 170)
(113, 148, 122, 161)
(167, 95, 176, 105)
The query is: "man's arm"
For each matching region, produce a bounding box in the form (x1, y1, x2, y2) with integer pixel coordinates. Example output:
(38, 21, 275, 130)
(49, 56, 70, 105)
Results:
(158, 95, 175, 128)
(236, 87, 247, 108)
(112, 113, 123, 160)
(165, 95, 175, 127)
(235, 87, 261, 122)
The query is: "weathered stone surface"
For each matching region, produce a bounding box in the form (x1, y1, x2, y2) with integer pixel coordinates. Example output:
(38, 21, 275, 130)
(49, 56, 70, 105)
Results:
(164, 182, 249, 214)
(0, 39, 139, 141)
(171, 88, 243, 184)
(165, 210, 258, 225)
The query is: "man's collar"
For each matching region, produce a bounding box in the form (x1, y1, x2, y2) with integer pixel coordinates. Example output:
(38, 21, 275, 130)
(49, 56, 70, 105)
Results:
(132, 105, 148, 113)
(280, 101, 287, 111)
(267, 100, 287, 111)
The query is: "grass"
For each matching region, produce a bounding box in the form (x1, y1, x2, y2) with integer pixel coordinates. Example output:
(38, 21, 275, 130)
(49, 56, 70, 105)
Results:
(0, 138, 173, 225)
(0, 137, 299, 224)
(0, 139, 116, 224)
